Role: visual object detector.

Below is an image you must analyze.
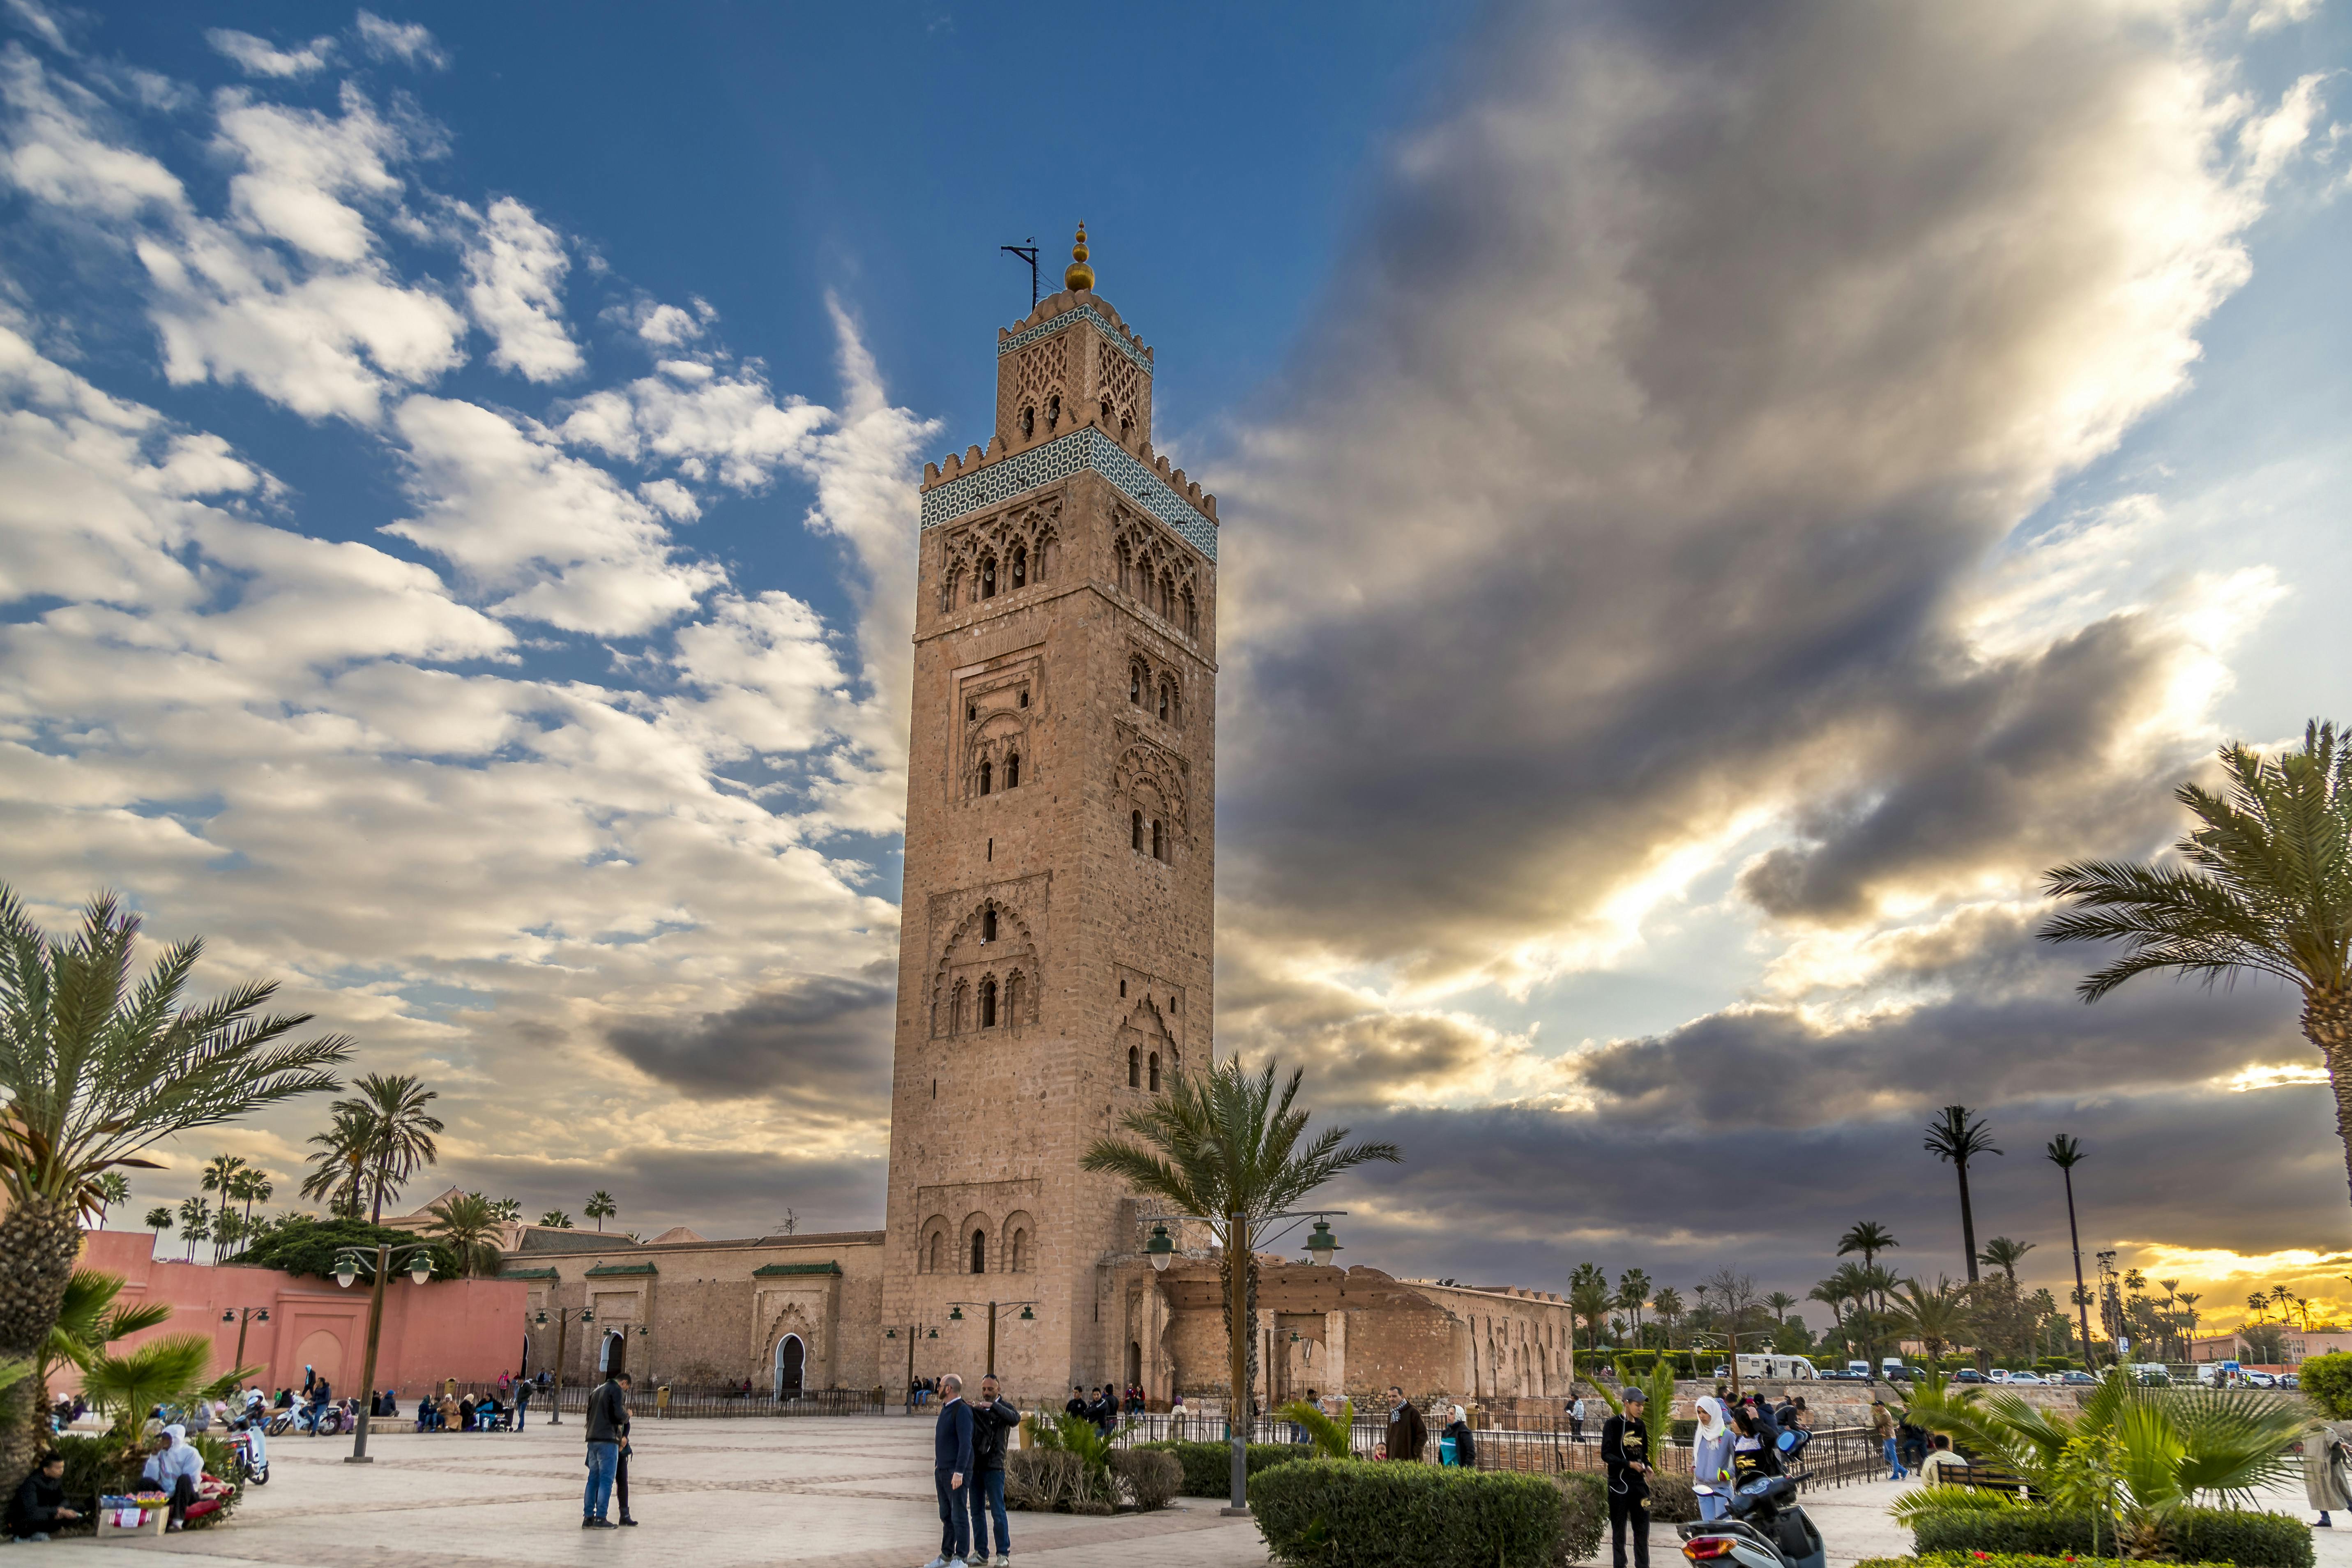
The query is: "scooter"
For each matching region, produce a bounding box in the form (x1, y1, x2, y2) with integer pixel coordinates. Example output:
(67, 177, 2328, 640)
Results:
(228, 1419, 270, 1485)
(1679, 1428, 1825, 1568)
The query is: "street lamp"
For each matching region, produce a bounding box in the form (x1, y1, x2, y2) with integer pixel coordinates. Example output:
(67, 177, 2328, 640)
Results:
(886, 1323, 946, 1412)
(1305, 1219, 1341, 1268)
(219, 1307, 270, 1377)
(331, 1243, 439, 1464)
(1147, 1222, 1175, 1272)
(532, 1306, 595, 1424)
(947, 1298, 1039, 1379)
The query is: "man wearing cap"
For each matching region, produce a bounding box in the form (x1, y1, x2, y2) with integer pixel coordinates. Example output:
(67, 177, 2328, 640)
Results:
(1603, 1387, 1652, 1568)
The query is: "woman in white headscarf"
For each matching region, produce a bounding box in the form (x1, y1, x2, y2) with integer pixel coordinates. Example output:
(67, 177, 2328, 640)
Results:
(141, 1425, 204, 1530)
(1691, 1396, 1735, 1522)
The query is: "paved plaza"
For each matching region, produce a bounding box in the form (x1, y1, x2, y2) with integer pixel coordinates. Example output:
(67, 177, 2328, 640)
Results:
(15, 1416, 2350, 1568)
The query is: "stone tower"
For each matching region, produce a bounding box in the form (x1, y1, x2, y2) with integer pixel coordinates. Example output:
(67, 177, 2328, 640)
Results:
(879, 228, 1220, 1402)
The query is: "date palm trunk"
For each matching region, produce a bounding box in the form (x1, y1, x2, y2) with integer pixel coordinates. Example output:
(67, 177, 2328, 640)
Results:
(0, 1196, 84, 1493)
(2309, 990, 2352, 1214)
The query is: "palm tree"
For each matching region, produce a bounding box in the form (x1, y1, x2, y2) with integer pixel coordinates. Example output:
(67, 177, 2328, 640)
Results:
(1618, 1268, 1654, 1342)
(38, 1269, 169, 1402)
(1767, 1290, 1797, 1324)
(300, 1103, 372, 1220)
(0, 885, 347, 1485)
(1979, 1237, 2035, 1282)
(199, 1156, 246, 1262)
(2041, 723, 2352, 1213)
(1651, 1286, 1684, 1348)
(143, 1207, 173, 1243)
(1837, 1220, 1900, 1287)
(1889, 1275, 1978, 1368)
(228, 1167, 272, 1246)
(539, 1210, 575, 1229)
(92, 1173, 131, 1228)
(1079, 1054, 1400, 1510)
(343, 1073, 443, 1223)
(1924, 1108, 2001, 1289)
(585, 1190, 618, 1232)
(1571, 1265, 1615, 1353)
(175, 1195, 210, 1262)
(486, 1196, 522, 1226)
(2046, 1135, 2097, 1367)
(79, 1333, 217, 1451)
(2177, 1291, 2202, 1355)
(1809, 1279, 1852, 1358)
(424, 1192, 504, 1278)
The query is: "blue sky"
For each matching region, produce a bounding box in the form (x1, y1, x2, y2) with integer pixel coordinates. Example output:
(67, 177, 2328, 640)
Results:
(7, 0, 2352, 1325)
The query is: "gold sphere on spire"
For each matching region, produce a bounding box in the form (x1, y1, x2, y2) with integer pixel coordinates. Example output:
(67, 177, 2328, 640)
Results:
(1064, 222, 1094, 292)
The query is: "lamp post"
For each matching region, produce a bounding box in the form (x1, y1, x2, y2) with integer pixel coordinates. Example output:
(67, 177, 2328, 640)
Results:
(219, 1306, 270, 1377)
(1140, 1209, 1343, 1517)
(885, 1323, 941, 1414)
(330, 1244, 438, 1464)
(945, 1299, 1038, 1379)
(533, 1306, 595, 1425)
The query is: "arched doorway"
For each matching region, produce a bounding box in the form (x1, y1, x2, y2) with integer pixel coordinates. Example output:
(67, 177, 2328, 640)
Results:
(598, 1329, 627, 1376)
(774, 1335, 805, 1400)
(1126, 1341, 1142, 1390)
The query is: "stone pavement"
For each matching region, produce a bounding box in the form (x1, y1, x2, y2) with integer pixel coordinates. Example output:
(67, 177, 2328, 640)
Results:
(24, 1415, 1270, 1568)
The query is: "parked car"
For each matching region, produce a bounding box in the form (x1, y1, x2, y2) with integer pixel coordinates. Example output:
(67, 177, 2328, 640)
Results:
(1884, 1365, 1920, 1382)
(2059, 1370, 2097, 1385)
(2006, 1372, 2046, 1385)
(1816, 1369, 1867, 1381)
(2245, 1370, 2278, 1388)
(1952, 1368, 1988, 1383)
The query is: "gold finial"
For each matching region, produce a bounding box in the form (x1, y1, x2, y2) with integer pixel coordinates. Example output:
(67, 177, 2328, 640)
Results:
(1064, 222, 1094, 292)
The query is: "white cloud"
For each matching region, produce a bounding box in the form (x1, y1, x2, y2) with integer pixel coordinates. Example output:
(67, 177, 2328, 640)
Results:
(205, 28, 336, 79)
(0, 45, 185, 216)
(638, 303, 700, 346)
(4, 0, 70, 54)
(213, 85, 403, 263)
(354, 11, 448, 69)
(461, 196, 583, 382)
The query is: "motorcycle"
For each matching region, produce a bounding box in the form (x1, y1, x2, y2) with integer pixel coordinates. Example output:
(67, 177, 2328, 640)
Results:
(263, 1407, 296, 1437)
(1678, 1428, 1824, 1568)
(228, 1420, 270, 1485)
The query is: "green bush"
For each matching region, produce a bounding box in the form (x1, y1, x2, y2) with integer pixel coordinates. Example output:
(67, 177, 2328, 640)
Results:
(1554, 1474, 1606, 1567)
(1910, 1504, 2312, 1568)
(1109, 1448, 1180, 1511)
(1250, 1457, 1560, 1568)
(1646, 1473, 1699, 1523)
(1134, 1439, 1312, 1497)
(44, 1432, 242, 1532)
(2301, 1352, 2352, 1420)
(231, 1216, 459, 1281)
(1861, 1556, 2238, 1568)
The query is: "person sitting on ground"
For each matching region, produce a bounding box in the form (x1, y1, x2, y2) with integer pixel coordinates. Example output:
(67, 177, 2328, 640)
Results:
(10, 1450, 82, 1542)
(459, 1395, 479, 1431)
(1916, 1433, 1970, 1484)
(414, 1394, 435, 1432)
(142, 1425, 204, 1531)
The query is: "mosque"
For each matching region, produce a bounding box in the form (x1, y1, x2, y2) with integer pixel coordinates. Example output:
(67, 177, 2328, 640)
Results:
(491, 231, 1577, 1409)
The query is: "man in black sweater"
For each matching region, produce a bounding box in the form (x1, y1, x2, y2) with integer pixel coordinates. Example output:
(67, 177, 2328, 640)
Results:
(10, 1451, 81, 1541)
(1603, 1387, 1652, 1568)
(967, 1374, 1020, 1568)
(926, 1372, 974, 1568)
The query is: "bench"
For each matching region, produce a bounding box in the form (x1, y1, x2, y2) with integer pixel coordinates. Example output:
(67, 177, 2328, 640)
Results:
(1947, 1463, 2041, 1501)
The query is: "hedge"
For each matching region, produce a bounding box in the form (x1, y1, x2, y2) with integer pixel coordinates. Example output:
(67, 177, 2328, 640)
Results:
(1911, 1505, 2313, 1568)
(1863, 1556, 2237, 1568)
(2302, 1352, 2352, 1420)
(1250, 1457, 1560, 1568)
(1135, 1439, 1312, 1497)
(41, 1433, 242, 1533)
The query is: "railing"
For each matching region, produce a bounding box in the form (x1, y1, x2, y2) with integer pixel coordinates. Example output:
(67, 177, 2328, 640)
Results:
(349, 1381, 882, 1421)
(1104, 1410, 1881, 1492)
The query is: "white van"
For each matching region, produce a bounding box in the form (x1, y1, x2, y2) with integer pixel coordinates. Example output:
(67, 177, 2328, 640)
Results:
(1735, 1353, 1817, 1381)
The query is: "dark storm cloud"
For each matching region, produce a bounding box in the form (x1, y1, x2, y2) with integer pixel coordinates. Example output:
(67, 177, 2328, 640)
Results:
(604, 964, 894, 1111)
(1216, 0, 2275, 983)
(444, 1148, 887, 1243)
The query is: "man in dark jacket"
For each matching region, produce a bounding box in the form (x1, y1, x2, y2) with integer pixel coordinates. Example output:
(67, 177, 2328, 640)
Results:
(967, 1374, 1020, 1568)
(611, 1373, 638, 1527)
(514, 1378, 531, 1432)
(10, 1451, 81, 1541)
(926, 1372, 974, 1568)
(1384, 1386, 1427, 1462)
(1603, 1387, 1652, 1568)
(582, 1368, 628, 1528)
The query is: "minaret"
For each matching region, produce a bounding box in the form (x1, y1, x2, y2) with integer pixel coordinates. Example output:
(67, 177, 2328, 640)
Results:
(879, 228, 1219, 1400)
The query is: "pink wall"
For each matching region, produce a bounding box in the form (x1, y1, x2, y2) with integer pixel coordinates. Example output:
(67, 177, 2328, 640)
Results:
(68, 1230, 528, 1398)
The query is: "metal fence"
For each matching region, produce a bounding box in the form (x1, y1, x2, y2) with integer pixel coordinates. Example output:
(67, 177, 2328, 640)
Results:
(354, 1380, 882, 1422)
(1102, 1410, 1884, 1492)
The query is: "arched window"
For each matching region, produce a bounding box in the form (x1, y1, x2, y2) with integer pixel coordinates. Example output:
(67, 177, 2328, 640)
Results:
(1046, 393, 1060, 430)
(951, 980, 968, 1033)
(1128, 1045, 1140, 1087)
(1005, 751, 1019, 788)
(1151, 819, 1165, 860)
(980, 977, 997, 1028)
(1005, 972, 1023, 1025)
(980, 557, 997, 599)
(1120, 416, 1133, 444)
(982, 907, 997, 942)
(1099, 397, 1113, 425)
(1010, 545, 1026, 589)
(1020, 406, 1035, 440)
(1010, 1228, 1027, 1272)
(1116, 543, 1131, 596)
(971, 1229, 987, 1274)
(942, 563, 962, 612)
(1149, 1051, 1161, 1091)
(1157, 681, 1170, 722)
(1182, 586, 1197, 638)
(1131, 810, 1143, 852)
(978, 758, 992, 795)
(927, 1232, 941, 1272)
(1129, 662, 1144, 705)
(1160, 571, 1175, 618)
